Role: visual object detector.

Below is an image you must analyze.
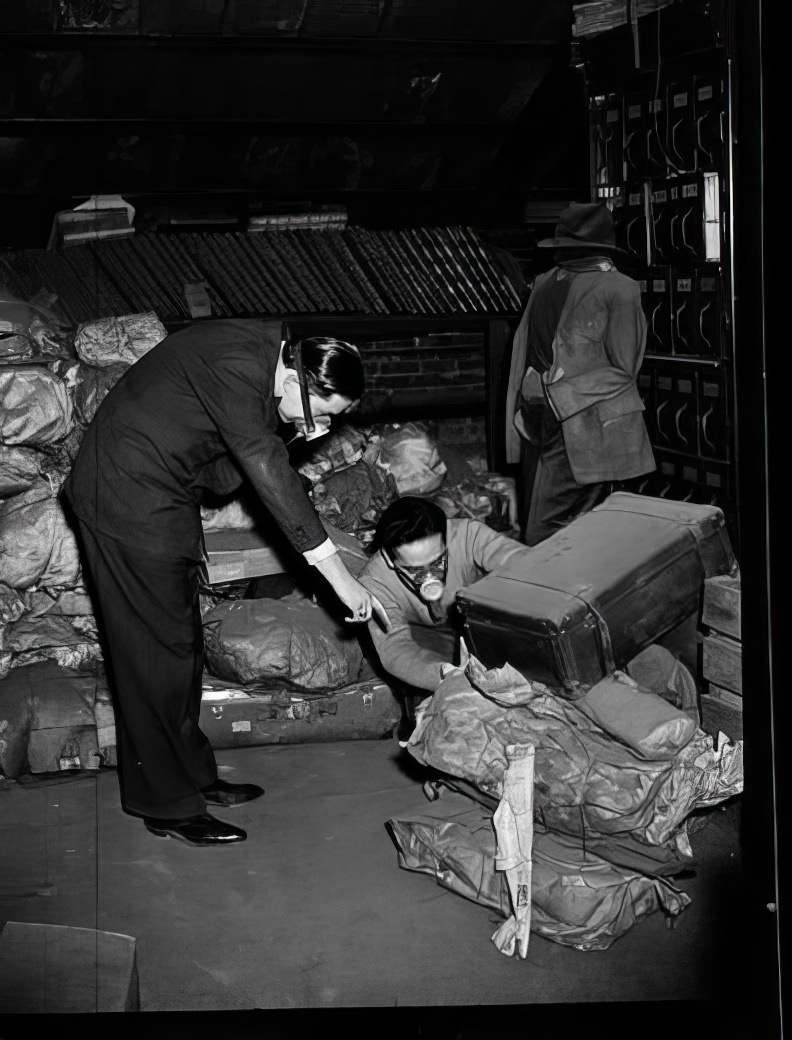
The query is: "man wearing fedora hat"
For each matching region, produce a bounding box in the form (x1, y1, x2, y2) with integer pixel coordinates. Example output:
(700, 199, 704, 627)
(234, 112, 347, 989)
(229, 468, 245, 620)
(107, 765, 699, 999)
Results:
(505, 202, 655, 544)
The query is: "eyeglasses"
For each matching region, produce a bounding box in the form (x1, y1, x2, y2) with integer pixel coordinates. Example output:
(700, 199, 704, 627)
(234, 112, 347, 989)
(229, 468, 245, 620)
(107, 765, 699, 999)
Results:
(390, 549, 448, 581)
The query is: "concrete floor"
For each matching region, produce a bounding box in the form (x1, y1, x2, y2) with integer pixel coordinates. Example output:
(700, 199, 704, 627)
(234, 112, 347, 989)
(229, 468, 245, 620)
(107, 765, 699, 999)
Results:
(0, 728, 757, 1035)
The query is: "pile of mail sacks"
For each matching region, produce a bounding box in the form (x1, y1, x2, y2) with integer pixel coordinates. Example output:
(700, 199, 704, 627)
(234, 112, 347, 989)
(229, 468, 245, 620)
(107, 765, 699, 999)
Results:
(387, 648, 743, 954)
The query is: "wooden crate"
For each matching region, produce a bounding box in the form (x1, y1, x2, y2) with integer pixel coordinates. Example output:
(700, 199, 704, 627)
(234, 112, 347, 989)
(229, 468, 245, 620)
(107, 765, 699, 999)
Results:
(204, 530, 288, 585)
(707, 682, 743, 712)
(702, 631, 742, 695)
(699, 692, 743, 742)
(702, 573, 741, 640)
(203, 523, 369, 586)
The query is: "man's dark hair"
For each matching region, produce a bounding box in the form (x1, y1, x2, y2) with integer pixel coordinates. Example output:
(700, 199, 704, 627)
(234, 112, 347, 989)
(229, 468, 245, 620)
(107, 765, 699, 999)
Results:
(284, 337, 364, 403)
(368, 496, 448, 555)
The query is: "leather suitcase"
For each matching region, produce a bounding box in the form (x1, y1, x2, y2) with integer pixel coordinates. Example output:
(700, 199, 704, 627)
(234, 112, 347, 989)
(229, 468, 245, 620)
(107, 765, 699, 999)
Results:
(198, 675, 401, 747)
(457, 492, 737, 694)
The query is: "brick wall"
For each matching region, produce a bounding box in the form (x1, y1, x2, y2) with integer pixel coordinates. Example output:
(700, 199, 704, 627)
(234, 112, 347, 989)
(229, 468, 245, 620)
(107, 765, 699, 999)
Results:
(433, 415, 487, 446)
(357, 331, 486, 417)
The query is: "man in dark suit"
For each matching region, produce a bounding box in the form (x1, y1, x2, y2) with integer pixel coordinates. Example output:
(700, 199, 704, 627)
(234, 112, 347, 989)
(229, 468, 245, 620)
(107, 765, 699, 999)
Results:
(64, 319, 388, 846)
(505, 203, 656, 545)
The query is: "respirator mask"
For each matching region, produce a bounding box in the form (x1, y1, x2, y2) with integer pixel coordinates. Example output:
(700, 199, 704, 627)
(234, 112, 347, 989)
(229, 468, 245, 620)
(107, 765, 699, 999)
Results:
(281, 335, 333, 442)
(296, 415, 332, 442)
(389, 550, 448, 604)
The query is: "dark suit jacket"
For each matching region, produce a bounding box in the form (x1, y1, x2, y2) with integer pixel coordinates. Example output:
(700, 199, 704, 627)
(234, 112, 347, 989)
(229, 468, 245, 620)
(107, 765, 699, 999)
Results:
(64, 318, 326, 560)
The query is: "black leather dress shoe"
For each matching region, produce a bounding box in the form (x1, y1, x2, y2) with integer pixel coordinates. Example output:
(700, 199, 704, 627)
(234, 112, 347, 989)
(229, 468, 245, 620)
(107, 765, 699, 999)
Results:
(143, 813, 247, 846)
(203, 778, 265, 807)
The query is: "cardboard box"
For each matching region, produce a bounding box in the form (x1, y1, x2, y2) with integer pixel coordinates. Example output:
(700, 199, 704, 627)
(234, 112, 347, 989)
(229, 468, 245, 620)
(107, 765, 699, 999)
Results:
(0, 922, 139, 1013)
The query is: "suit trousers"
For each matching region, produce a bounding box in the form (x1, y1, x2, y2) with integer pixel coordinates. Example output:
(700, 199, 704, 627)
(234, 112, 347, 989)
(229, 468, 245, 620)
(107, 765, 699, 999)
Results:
(75, 521, 217, 819)
(521, 410, 611, 546)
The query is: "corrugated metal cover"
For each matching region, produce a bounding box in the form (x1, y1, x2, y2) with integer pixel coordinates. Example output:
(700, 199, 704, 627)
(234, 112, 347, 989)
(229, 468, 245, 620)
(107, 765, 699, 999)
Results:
(0, 226, 523, 324)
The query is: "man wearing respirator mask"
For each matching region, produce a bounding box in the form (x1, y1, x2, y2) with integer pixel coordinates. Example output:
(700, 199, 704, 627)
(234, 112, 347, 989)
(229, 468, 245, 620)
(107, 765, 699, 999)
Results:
(64, 319, 389, 847)
(359, 496, 527, 746)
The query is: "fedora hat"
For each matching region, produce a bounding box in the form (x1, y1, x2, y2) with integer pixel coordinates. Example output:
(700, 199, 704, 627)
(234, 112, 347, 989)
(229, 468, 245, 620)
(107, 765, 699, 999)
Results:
(538, 202, 624, 252)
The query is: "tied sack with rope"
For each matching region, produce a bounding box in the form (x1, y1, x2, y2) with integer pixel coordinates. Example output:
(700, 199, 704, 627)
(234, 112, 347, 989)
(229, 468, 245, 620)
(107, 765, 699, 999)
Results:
(406, 654, 743, 869)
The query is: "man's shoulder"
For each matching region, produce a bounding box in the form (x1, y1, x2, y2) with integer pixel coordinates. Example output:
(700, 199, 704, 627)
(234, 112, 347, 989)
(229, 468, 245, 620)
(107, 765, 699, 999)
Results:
(359, 552, 388, 582)
(600, 267, 641, 291)
(572, 267, 641, 302)
(167, 318, 283, 350)
(448, 517, 488, 542)
(447, 517, 472, 535)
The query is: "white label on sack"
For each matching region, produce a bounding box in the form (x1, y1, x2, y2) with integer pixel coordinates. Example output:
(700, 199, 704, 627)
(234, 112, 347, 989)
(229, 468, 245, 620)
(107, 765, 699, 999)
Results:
(698, 84, 714, 101)
(231, 720, 252, 732)
(628, 104, 642, 118)
(628, 193, 641, 206)
(362, 692, 373, 708)
(683, 183, 699, 197)
(673, 91, 689, 108)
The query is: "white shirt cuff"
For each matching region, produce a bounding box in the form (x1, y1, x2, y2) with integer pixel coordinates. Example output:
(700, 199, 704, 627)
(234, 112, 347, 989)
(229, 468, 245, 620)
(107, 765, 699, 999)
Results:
(302, 538, 337, 566)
